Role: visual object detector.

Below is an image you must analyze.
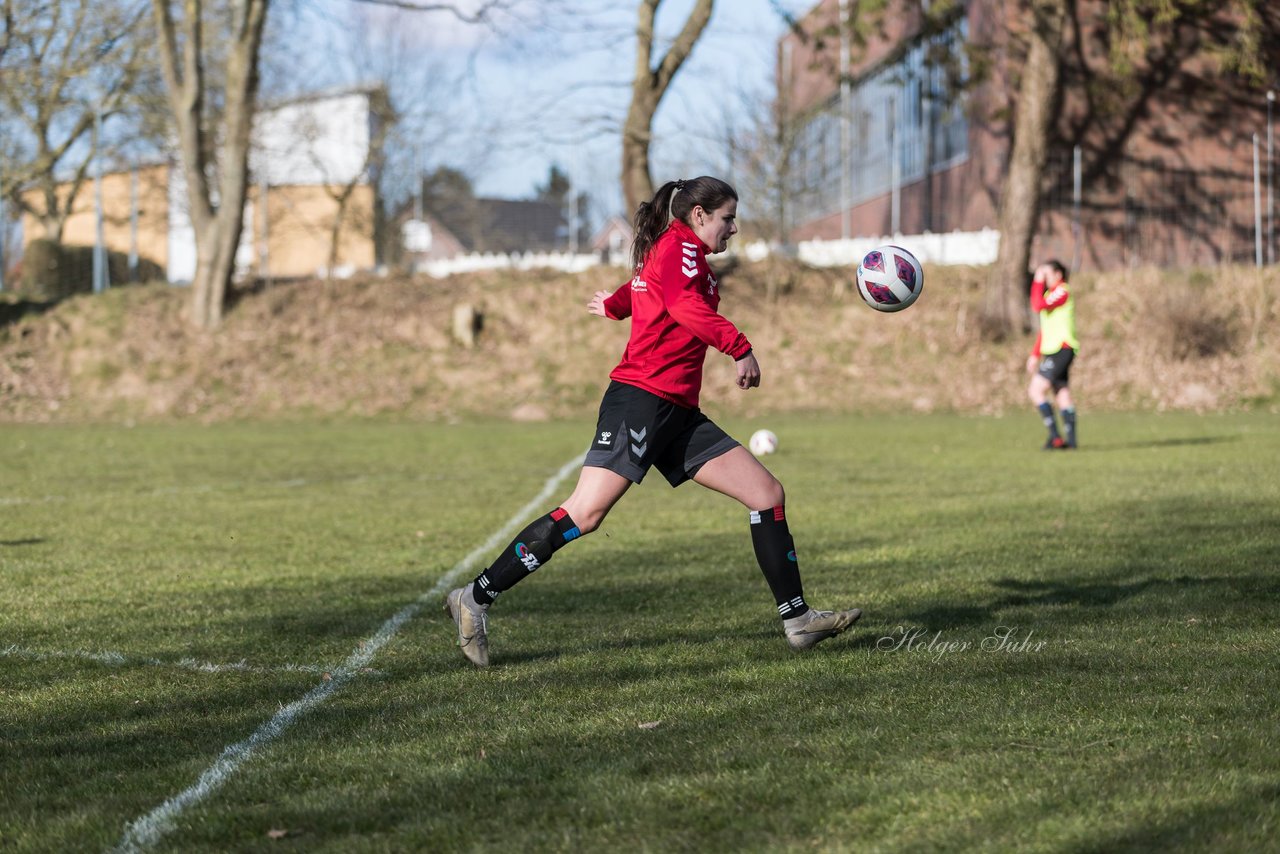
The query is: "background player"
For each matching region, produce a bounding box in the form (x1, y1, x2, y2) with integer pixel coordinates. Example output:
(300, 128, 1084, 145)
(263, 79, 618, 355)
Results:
(1025, 259, 1079, 449)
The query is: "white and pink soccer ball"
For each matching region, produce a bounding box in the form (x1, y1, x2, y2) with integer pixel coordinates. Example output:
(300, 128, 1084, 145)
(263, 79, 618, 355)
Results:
(856, 245, 924, 312)
(749, 429, 778, 456)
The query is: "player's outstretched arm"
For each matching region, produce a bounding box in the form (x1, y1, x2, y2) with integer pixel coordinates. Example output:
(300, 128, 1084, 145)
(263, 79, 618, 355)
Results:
(589, 283, 633, 320)
(735, 350, 761, 389)
(587, 291, 612, 317)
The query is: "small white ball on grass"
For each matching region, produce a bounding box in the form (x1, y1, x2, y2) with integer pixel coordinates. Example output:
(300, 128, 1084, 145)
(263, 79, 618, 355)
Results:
(749, 429, 778, 456)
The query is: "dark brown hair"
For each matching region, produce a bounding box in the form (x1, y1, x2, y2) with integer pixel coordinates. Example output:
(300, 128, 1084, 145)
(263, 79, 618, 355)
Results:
(631, 176, 738, 270)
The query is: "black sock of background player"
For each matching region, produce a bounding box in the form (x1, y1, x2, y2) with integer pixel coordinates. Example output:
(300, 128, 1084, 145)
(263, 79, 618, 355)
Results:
(1037, 402, 1061, 440)
(749, 506, 809, 619)
(470, 508, 581, 605)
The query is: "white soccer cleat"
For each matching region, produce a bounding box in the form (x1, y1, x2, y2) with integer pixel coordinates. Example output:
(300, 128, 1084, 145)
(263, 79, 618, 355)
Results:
(444, 586, 490, 667)
(784, 607, 862, 652)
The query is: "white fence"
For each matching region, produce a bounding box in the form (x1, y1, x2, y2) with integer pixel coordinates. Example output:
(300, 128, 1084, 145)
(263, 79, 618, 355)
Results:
(411, 229, 999, 279)
(415, 250, 604, 278)
(795, 228, 1000, 267)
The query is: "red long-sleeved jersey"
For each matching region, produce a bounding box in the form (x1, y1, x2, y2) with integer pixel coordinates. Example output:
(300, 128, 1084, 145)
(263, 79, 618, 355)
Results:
(602, 219, 752, 408)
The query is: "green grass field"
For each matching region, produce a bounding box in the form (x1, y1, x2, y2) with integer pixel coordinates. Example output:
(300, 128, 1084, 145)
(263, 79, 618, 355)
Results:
(2, 413, 1278, 852)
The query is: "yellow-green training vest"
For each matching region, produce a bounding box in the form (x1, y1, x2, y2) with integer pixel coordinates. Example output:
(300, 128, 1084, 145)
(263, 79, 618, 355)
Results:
(1039, 288, 1079, 355)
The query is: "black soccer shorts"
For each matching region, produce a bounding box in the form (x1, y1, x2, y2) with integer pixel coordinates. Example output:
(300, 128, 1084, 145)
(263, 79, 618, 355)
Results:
(583, 381, 740, 486)
(1036, 347, 1075, 390)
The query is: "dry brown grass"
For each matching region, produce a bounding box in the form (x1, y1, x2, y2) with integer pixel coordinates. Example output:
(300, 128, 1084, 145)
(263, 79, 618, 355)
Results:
(1, 259, 1277, 423)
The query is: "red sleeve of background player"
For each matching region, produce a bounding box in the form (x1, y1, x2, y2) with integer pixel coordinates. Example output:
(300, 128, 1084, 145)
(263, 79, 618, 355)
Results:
(654, 250, 752, 358)
(1031, 280, 1069, 312)
(602, 280, 633, 320)
(1029, 279, 1047, 312)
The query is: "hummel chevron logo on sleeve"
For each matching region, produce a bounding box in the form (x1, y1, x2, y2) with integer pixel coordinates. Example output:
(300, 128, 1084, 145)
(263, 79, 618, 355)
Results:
(681, 243, 699, 277)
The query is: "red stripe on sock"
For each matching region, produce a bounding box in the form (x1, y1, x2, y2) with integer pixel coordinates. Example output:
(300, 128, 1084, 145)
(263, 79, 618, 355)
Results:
(550, 508, 568, 522)
(774, 506, 786, 522)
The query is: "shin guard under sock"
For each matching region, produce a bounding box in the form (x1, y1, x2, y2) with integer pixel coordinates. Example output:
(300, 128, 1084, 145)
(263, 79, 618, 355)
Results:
(1037, 402, 1060, 440)
(749, 505, 809, 619)
(471, 508, 581, 605)
(1061, 407, 1077, 447)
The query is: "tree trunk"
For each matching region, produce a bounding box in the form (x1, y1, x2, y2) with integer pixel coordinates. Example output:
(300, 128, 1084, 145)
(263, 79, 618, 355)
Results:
(621, 95, 658, 218)
(621, 0, 715, 216)
(326, 183, 357, 277)
(152, 0, 269, 331)
(982, 0, 1066, 340)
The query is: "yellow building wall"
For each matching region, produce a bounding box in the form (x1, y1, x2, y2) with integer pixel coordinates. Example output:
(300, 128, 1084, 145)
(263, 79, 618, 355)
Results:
(247, 183, 376, 278)
(21, 164, 170, 272)
(23, 168, 377, 282)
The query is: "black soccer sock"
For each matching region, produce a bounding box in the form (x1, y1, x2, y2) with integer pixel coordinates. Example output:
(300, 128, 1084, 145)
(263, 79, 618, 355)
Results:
(1061, 406, 1077, 446)
(470, 508, 581, 605)
(1037, 402, 1060, 439)
(749, 505, 809, 619)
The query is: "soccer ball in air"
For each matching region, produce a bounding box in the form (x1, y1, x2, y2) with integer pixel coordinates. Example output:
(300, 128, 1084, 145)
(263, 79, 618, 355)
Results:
(749, 429, 778, 456)
(856, 245, 924, 312)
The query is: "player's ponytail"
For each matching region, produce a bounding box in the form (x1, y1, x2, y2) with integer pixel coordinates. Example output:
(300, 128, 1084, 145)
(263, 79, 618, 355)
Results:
(630, 176, 738, 270)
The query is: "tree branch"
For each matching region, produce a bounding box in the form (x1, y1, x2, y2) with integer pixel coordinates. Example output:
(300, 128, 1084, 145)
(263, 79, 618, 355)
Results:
(345, 0, 506, 23)
(653, 0, 713, 93)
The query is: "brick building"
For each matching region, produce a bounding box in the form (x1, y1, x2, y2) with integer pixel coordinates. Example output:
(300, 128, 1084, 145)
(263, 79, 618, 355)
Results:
(780, 0, 1276, 269)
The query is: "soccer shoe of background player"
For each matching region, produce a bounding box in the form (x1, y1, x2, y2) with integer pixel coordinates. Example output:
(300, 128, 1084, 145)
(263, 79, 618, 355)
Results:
(785, 607, 862, 652)
(444, 586, 490, 667)
(1043, 436, 1066, 451)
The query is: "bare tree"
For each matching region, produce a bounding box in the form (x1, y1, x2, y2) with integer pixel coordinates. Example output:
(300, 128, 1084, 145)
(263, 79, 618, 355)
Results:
(328, 4, 471, 268)
(979, 0, 1274, 339)
(622, 0, 715, 214)
(0, 0, 152, 242)
(719, 81, 811, 249)
(150, 0, 270, 330)
(981, 0, 1066, 339)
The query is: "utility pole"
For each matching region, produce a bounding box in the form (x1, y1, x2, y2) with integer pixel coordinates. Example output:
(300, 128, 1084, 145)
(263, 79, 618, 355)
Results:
(889, 95, 900, 236)
(1071, 145, 1082, 273)
(1253, 133, 1263, 267)
(129, 166, 139, 282)
(92, 103, 109, 294)
(414, 144, 423, 222)
(839, 0, 851, 240)
(1268, 90, 1275, 265)
(0, 193, 6, 294)
(258, 170, 269, 285)
(569, 171, 579, 255)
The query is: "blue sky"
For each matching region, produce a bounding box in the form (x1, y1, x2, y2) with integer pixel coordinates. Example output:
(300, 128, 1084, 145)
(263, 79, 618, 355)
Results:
(305, 0, 812, 215)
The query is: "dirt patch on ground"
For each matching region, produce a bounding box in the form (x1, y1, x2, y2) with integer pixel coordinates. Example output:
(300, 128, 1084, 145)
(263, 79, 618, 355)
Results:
(2, 259, 1277, 423)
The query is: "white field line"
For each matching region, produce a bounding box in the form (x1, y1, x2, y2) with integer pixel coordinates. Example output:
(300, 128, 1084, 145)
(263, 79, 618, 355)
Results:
(0, 644, 366, 677)
(113, 453, 585, 854)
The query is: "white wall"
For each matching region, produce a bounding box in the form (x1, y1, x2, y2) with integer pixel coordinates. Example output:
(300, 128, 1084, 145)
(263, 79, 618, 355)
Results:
(252, 92, 371, 186)
(165, 90, 374, 283)
(166, 163, 195, 284)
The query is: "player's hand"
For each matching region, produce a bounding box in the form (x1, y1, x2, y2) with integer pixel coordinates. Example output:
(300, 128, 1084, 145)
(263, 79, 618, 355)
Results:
(587, 291, 611, 317)
(735, 351, 761, 389)
(1026, 355, 1039, 374)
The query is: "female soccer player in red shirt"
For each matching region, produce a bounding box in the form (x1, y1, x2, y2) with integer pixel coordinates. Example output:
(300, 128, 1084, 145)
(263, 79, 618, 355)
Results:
(445, 176, 861, 667)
